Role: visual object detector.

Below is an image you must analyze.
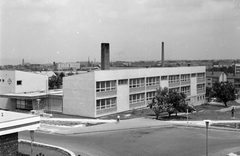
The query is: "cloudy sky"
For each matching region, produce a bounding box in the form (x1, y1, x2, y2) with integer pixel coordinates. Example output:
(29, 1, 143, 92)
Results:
(0, 0, 240, 65)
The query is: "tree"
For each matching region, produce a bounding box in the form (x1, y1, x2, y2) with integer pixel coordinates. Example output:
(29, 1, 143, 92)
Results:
(212, 81, 236, 107)
(148, 87, 188, 119)
(166, 91, 187, 117)
(48, 75, 57, 89)
(205, 87, 213, 102)
(148, 87, 168, 120)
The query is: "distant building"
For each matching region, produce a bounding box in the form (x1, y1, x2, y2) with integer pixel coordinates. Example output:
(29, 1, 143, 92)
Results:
(227, 73, 240, 93)
(53, 62, 81, 71)
(206, 72, 227, 88)
(34, 71, 57, 78)
(235, 64, 240, 75)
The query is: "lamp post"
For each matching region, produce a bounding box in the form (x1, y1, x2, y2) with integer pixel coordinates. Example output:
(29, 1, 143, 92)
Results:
(204, 120, 211, 156)
(36, 99, 41, 115)
(30, 130, 34, 156)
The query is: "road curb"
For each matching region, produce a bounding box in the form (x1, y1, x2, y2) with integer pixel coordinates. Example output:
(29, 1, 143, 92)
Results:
(37, 124, 175, 135)
(174, 123, 240, 132)
(19, 139, 76, 156)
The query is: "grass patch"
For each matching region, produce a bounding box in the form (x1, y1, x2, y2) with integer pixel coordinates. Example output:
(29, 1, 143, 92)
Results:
(19, 141, 70, 156)
(41, 120, 104, 127)
(100, 101, 240, 121)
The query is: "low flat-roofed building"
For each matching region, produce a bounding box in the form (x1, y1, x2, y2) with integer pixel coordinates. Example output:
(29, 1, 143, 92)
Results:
(0, 70, 49, 110)
(0, 110, 40, 156)
(206, 72, 227, 88)
(0, 70, 63, 113)
(235, 63, 240, 75)
(63, 66, 206, 118)
(227, 74, 240, 94)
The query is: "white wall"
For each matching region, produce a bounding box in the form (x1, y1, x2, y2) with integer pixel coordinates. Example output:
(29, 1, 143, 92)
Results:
(63, 73, 95, 117)
(117, 85, 129, 112)
(190, 77, 197, 96)
(160, 80, 168, 88)
(15, 71, 48, 93)
(95, 66, 205, 81)
(0, 71, 16, 94)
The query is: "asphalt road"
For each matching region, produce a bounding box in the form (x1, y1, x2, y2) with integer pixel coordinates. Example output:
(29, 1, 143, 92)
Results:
(19, 126, 240, 156)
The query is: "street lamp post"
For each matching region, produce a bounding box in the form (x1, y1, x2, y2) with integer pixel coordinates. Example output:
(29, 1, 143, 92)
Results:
(30, 130, 34, 156)
(204, 120, 211, 156)
(36, 99, 41, 115)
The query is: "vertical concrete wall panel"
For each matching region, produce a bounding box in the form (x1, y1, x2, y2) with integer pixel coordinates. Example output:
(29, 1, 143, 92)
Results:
(117, 85, 129, 112)
(190, 77, 197, 96)
(63, 73, 95, 117)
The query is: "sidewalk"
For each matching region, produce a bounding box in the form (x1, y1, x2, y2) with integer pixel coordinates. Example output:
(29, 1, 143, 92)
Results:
(39, 117, 174, 135)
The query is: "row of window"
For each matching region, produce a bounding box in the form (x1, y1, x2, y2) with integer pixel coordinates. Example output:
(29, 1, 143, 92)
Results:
(129, 78, 145, 88)
(129, 93, 145, 104)
(0, 79, 5, 82)
(197, 73, 205, 80)
(146, 77, 160, 86)
(96, 73, 205, 92)
(96, 81, 116, 92)
(96, 86, 205, 111)
(197, 84, 205, 92)
(16, 99, 33, 110)
(197, 95, 205, 102)
(96, 97, 117, 110)
(181, 74, 190, 82)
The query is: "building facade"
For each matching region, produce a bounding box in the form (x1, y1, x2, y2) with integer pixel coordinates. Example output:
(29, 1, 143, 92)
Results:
(0, 70, 63, 113)
(53, 62, 81, 71)
(63, 66, 206, 118)
(206, 72, 227, 88)
(235, 64, 240, 75)
(0, 70, 48, 110)
(227, 74, 240, 95)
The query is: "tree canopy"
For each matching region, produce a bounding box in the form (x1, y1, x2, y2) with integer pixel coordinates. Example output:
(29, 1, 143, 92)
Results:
(148, 87, 188, 119)
(212, 81, 236, 107)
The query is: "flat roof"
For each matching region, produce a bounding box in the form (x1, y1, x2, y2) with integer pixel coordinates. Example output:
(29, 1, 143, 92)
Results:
(0, 90, 63, 99)
(0, 110, 40, 135)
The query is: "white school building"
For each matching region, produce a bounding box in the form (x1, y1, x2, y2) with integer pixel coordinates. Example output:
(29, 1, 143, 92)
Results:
(63, 66, 206, 118)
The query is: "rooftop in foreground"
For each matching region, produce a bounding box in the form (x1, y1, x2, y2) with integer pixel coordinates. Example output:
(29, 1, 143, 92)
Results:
(0, 110, 40, 135)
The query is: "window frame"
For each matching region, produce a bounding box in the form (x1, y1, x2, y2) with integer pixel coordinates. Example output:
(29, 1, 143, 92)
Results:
(129, 78, 145, 88)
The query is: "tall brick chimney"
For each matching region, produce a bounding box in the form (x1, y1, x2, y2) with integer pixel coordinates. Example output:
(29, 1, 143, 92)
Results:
(161, 42, 164, 67)
(101, 43, 110, 70)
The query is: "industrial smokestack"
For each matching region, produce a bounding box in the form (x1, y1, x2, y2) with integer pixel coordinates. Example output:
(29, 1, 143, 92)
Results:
(161, 42, 164, 67)
(101, 43, 110, 70)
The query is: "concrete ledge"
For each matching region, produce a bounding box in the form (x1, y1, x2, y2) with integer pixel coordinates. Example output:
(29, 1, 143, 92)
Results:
(19, 139, 76, 156)
(174, 123, 240, 132)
